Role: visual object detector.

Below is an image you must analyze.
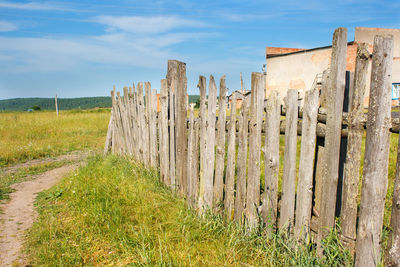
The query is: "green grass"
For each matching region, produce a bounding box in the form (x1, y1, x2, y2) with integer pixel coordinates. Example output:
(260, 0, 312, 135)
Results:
(0, 160, 73, 201)
(25, 155, 351, 266)
(0, 110, 109, 167)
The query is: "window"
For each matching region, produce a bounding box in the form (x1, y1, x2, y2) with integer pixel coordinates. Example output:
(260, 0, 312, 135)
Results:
(392, 83, 400, 100)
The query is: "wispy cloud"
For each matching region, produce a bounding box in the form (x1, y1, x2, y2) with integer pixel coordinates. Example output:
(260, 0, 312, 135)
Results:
(0, 21, 17, 32)
(92, 15, 209, 34)
(0, 1, 71, 11)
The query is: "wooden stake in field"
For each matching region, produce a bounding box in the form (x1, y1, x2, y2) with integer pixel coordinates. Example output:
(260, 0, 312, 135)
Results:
(224, 93, 237, 220)
(355, 35, 394, 267)
(159, 79, 170, 185)
(214, 76, 227, 208)
(198, 76, 207, 213)
(340, 43, 370, 252)
(317, 27, 347, 244)
(294, 87, 319, 241)
(104, 109, 113, 155)
(234, 97, 249, 223)
(246, 72, 264, 228)
(167, 60, 187, 194)
(261, 90, 280, 231)
(279, 89, 298, 232)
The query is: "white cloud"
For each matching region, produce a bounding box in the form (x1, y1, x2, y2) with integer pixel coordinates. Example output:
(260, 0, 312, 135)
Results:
(92, 15, 208, 34)
(0, 21, 17, 32)
(0, 1, 71, 11)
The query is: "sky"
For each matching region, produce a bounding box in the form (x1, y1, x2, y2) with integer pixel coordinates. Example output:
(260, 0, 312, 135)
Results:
(0, 0, 399, 99)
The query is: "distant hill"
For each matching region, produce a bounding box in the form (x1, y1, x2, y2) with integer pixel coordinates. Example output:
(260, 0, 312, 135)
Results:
(0, 95, 201, 111)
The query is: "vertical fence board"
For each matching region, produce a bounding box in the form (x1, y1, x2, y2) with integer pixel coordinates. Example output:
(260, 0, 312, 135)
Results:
(234, 97, 249, 223)
(246, 72, 264, 228)
(261, 90, 280, 231)
(191, 119, 200, 208)
(279, 89, 298, 231)
(294, 88, 319, 240)
(160, 79, 170, 185)
(198, 76, 207, 212)
(187, 105, 195, 199)
(318, 27, 348, 242)
(168, 83, 176, 188)
(355, 35, 394, 267)
(104, 109, 113, 155)
(340, 43, 370, 252)
(224, 93, 237, 220)
(214, 76, 228, 208)
(144, 82, 152, 166)
(150, 89, 158, 167)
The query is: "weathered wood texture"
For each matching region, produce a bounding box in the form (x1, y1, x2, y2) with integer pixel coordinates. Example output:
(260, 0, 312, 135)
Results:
(168, 83, 176, 188)
(234, 97, 249, 223)
(261, 90, 280, 231)
(214, 76, 227, 207)
(246, 72, 264, 228)
(340, 43, 370, 252)
(279, 89, 298, 231)
(167, 60, 188, 194)
(159, 79, 169, 185)
(150, 89, 158, 168)
(224, 93, 237, 220)
(294, 88, 319, 241)
(144, 82, 151, 165)
(104, 109, 113, 155)
(190, 119, 200, 208)
(318, 28, 348, 241)
(355, 35, 394, 267)
(187, 105, 195, 200)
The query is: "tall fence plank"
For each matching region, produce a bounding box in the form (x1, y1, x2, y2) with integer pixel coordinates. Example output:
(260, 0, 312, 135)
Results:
(318, 27, 348, 243)
(187, 105, 195, 199)
(144, 82, 152, 165)
(104, 109, 113, 155)
(191, 119, 200, 208)
(159, 79, 170, 186)
(279, 89, 298, 231)
(137, 83, 146, 162)
(167, 60, 188, 194)
(340, 43, 370, 252)
(214, 76, 227, 208)
(150, 89, 158, 167)
(355, 35, 394, 267)
(294, 88, 319, 241)
(198, 76, 208, 213)
(234, 97, 249, 223)
(261, 90, 280, 231)
(168, 82, 176, 188)
(224, 93, 237, 220)
(246, 72, 264, 228)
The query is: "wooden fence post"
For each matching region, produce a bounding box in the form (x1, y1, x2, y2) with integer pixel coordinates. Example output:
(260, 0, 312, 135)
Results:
(234, 97, 249, 223)
(167, 60, 187, 194)
(261, 90, 280, 231)
(104, 109, 113, 155)
(144, 82, 152, 165)
(148, 88, 157, 167)
(294, 87, 319, 241)
(214, 76, 227, 208)
(279, 89, 298, 231)
(317, 27, 347, 244)
(187, 105, 195, 199)
(159, 79, 170, 185)
(198, 76, 208, 213)
(355, 35, 394, 267)
(246, 72, 264, 228)
(340, 43, 370, 252)
(191, 119, 200, 208)
(168, 82, 176, 188)
(224, 93, 237, 220)
(387, 133, 400, 266)
(137, 83, 146, 162)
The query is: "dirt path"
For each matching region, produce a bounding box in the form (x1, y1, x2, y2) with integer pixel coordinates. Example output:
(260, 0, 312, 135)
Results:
(0, 155, 87, 266)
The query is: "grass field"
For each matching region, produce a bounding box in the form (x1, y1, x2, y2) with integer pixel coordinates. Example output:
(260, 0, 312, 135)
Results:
(0, 109, 110, 167)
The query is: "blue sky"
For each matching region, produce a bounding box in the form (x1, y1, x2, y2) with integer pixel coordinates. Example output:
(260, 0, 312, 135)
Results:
(0, 0, 399, 99)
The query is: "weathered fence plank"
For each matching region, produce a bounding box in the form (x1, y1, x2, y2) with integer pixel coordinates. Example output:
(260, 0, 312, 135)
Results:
(168, 82, 176, 188)
(160, 79, 170, 185)
(214, 76, 227, 208)
(234, 97, 249, 223)
(104, 109, 113, 155)
(294, 87, 319, 241)
(144, 82, 152, 165)
(246, 72, 264, 228)
(198, 76, 208, 213)
(187, 105, 195, 199)
(150, 89, 158, 167)
(224, 93, 237, 220)
(261, 90, 280, 231)
(318, 27, 348, 243)
(355, 35, 394, 267)
(191, 119, 200, 208)
(279, 89, 298, 231)
(340, 43, 370, 252)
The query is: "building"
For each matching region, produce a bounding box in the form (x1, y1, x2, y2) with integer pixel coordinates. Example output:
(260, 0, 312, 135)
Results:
(265, 27, 400, 106)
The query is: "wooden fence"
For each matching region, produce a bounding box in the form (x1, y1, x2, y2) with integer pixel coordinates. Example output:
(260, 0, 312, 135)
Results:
(104, 28, 399, 266)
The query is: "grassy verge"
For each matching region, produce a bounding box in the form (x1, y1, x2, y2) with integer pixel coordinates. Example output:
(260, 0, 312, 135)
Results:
(26, 155, 351, 266)
(0, 160, 73, 201)
(0, 110, 109, 167)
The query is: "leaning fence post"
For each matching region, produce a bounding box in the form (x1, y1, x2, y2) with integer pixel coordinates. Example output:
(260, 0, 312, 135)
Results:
(317, 27, 348, 247)
(213, 76, 227, 209)
(224, 93, 237, 220)
(279, 89, 298, 232)
(340, 43, 370, 253)
(355, 35, 394, 267)
(294, 87, 319, 241)
(104, 109, 113, 155)
(246, 72, 264, 228)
